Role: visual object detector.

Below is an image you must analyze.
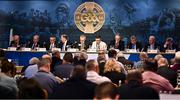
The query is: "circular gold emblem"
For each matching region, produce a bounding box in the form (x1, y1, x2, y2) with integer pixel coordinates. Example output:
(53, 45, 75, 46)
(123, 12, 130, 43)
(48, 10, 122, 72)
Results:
(74, 2, 105, 33)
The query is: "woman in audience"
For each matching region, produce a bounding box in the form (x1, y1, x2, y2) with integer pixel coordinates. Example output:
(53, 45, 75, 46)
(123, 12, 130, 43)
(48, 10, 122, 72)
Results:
(103, 58, 126, 86)
(142, 58, 174, 92)
(97, 51, 106, 76)
(17, 78, 47, 99)
(0, 60, 18, 98)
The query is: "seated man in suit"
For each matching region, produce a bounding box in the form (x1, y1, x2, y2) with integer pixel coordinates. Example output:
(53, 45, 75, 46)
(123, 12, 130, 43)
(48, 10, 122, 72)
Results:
(45, 35, 58, 51)
(109, 34, 124, 51)
(59, 34, 71, 51)
(91, 35, 107, 51)
(9, 34, 23, 49)
(163, 37, 179, 51)
(143, 35, 160, 51)
(127, 35, 142, 51)
(72, 35, 89, 51)
(27, 34, 41, 50)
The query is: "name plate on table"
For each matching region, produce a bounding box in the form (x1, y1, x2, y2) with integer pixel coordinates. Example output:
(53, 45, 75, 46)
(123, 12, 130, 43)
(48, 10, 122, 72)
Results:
(165, 50, 176, 53)
(37, 48, 46, 51)
(87, 49, 97, 52)
(8, 47, 17, 51)
(126, 49, 137, 53)
(51, 48, 61, 52)
(147, 50, 158, 53)
(67, 48, 79, 52)
(22, 48, 31, 51)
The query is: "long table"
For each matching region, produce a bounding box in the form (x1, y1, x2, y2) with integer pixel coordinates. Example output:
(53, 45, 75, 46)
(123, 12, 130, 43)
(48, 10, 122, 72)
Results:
(5, 51, 175, 66)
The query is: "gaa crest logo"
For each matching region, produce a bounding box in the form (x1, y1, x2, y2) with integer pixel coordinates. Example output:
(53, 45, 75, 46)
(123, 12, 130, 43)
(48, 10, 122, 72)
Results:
(74, 2, 105, 33)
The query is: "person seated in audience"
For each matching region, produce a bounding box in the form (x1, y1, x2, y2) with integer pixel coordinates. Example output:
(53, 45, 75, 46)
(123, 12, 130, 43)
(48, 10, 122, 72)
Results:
(27, 34, 41, 50)
(9, 34, 23, 49)
(72, 34, 89, 51)
(134, 52, 148, 68)
(119, 69, 159, 99)
(86, 59, 111, 84)
(117, 52, 134, 68)
(143, 35, 161, 51)
(163, 37, 179, 51)
(24, 57, 39, 78)
(91, 35, 107, 51)
(32, 58, 60, 95)
(0, 49, 5, 70)
(157, 58, 177, 88)
(59, 34, 72, 51)
(54, 52, 74, 78)
(45, 35, 58, 51)
(154, 54, 163, 61)
(103, 58, 126, 86)
(0, 60, 18, 98)
(109, 33, 124, 51)
(73, 52, 88, 67)
(94, 82, 119, 100)
(17, 78, 47, 99)
(42, 54, 52, 62)
(142, 58, 174, 92)
(0, 84, 17, 99)
(50, 50, 63, 73)
(51, 65, 96, 99)
(108, 49, 127, 75)
(97, 51, 106, 76)
(127, 35, 142, 51)
(171, 51, 180, 72)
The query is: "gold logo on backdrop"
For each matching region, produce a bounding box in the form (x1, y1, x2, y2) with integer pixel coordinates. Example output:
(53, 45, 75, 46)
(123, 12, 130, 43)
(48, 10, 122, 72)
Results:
(74, 2, 105, 33)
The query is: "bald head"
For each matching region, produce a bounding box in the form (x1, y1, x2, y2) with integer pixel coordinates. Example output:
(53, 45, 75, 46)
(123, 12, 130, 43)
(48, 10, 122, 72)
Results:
(175, 51, 180, 64)
(86, 59, 99, 72)
(42, 54, 52, 62)
(139, 52, 148, 61)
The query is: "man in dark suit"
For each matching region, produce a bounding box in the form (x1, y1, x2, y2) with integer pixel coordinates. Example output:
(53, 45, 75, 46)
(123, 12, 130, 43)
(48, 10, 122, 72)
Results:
(109, 34, 124, 51)
(44, 35, 58, 51)
(58, 34, 72, 51)
(72, 34, 89, 51)
(9, 34, 23, 50)
(54, 52, 74, 78)
(143, 35, 161, 51)
(163, 37, 179, 51)
(127, 35, 142, 51)
(27, 34, 41, 50)
(51, 65, 96, 99)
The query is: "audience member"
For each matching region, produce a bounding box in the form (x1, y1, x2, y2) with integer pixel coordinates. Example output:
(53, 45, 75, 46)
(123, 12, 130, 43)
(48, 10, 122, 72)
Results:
(73, 52, 87, 66)
(51, 65, 96, 99)
(24, 57, 39, 78)
(54, 52, 74, 78)
(97, 51, 106, 76)
(154, 54, 163, 61)
(0, 60, 18, 98)
(103, 58, 126, 86)
(32, 58, 60, 95)
(119, 69, 159, 99)
(134, 52, 148, 68)
(157, 58, 177, 87)
(50, 50, 63, 72)
(117, 52, 134, 68)
(17, 78, 47, 99)
(94, 82, 119, 100)
(171, 51, 180, 71)
(142, 58, 174, 92)
(86, 59, 111, 84)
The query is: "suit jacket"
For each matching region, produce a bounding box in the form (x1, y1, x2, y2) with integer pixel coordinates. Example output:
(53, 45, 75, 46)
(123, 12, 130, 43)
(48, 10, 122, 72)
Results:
(143, 43, 161, 52)
(127, 42, 142, 51)
(44, 42, 58, 51)
(51, 57, 63, 73)
(163, 43, 179, 51)
(119, 80, 159, 99)
(109, 40, 125, 51)
(54, 63, 74, 78)
(9, 41, 23, 50)
(27, 42, 42, 49)
(50, 78, 96, 99)
(58, 41, 72, 51)
(157, 66, 177, 87)
(72, 41, 89, 50)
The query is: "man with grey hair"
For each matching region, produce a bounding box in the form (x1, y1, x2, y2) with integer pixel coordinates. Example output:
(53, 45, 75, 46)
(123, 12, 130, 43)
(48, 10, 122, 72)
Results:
(134, 52, 148, 68)
(24, 57, 39, 78)
(32, 58, 59, 95)
(143, 35, 160, 51)
(86, 59, 111, 84)
(157, 58, 177, 87)
(51, 50, 63, 72)
(171, 51, 180, 72)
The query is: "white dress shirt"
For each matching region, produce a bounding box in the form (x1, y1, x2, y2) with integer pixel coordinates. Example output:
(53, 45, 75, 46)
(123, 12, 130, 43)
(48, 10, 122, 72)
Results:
(91, 41, 107, 50)
(86, 71, 111, 84)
